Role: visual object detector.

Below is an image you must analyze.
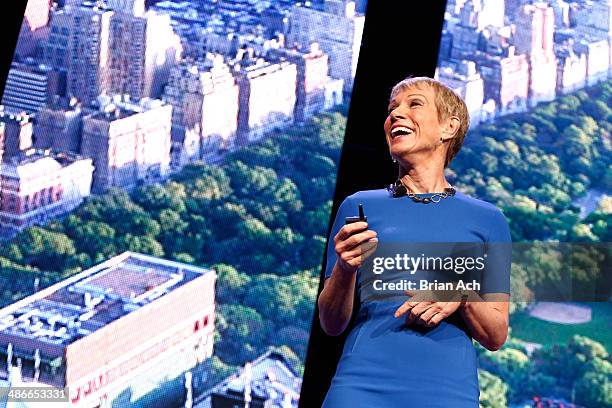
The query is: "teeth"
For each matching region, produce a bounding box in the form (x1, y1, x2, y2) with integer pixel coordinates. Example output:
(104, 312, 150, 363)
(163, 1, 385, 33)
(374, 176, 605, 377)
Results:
(391, 127, 414, 137)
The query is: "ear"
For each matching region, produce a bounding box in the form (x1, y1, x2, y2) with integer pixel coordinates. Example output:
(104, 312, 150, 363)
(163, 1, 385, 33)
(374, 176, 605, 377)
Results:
(442, 116, 461, 139)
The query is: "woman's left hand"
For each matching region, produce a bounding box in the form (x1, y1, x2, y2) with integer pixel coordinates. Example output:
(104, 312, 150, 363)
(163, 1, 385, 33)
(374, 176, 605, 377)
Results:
(394, 289, 461, 327)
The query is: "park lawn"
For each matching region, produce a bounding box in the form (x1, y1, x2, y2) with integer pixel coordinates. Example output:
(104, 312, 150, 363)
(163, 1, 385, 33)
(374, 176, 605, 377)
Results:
(509, 302, 612, 351)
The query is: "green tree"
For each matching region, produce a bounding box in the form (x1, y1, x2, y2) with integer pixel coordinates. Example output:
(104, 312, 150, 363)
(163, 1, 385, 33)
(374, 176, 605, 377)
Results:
(478, 370, 508, 408)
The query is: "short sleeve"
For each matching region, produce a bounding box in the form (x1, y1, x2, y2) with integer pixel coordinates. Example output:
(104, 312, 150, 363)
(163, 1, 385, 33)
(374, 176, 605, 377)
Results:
(324, 196, 356, 280)
(480, 209, 512, 295)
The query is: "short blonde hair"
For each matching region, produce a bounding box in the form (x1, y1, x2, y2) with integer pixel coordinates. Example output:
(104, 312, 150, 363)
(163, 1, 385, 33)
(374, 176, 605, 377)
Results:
(390, 76, 470, 168)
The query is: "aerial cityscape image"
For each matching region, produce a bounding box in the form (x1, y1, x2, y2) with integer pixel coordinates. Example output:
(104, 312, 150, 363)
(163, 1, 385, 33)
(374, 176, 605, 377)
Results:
(434, 1, 610, 407)
(0, 0, 366, 406)
(0, 0, 609, 407)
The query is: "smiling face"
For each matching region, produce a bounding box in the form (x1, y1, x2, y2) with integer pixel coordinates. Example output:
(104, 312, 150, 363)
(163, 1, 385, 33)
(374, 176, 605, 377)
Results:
(384, 84, 448, 165)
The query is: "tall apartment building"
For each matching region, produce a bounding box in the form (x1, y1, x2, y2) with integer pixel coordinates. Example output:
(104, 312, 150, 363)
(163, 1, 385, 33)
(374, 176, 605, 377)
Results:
(81, 95, 172, 193)
(34, 98, 84, 153)
(269, 44, 328, 122)
(575, 38, 611, 85)
(555, 42, 587, 95)
(575, 0, 612, 41)
(163, 54, 239, 169)
(106, 1, 182, 99)
(234, 57, 297, 145)
(1, 61, 59, 115)
(477, 46, 530, 115)
(287, 0, 365, 92)
(44, 4, 113, 105)
(15, 0, 52, 58)
(436, 60, 485, 126)
(515, 2, 557, 106)
(44, 0, 181, 105)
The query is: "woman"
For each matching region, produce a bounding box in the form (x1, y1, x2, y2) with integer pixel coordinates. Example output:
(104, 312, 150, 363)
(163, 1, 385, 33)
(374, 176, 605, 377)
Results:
(318, 77, 512, 407)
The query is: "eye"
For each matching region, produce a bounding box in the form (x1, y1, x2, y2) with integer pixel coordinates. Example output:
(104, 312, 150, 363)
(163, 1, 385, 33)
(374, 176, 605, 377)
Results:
(410, 100, 423, 107)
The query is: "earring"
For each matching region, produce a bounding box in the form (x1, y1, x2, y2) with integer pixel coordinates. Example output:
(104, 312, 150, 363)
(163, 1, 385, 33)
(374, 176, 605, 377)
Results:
(439, 136, 444, 144)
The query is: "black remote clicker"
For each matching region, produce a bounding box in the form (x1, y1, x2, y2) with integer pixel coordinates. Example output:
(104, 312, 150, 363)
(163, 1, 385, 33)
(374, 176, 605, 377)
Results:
(345, 204, 367, 224)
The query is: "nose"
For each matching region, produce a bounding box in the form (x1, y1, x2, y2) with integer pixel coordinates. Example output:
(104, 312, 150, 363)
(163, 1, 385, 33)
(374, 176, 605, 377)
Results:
(389, 110, 406, 123)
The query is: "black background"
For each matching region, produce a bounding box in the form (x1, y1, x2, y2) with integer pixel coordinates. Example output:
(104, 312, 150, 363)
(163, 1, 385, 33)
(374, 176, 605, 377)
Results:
(1, 2, 28, 97)
(0, 1, 448, 407)
(299, 1, 448, 406)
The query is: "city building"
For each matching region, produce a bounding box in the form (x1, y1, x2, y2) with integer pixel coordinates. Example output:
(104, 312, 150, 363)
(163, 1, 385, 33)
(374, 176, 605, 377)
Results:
(105, 1, 182, 99)
(440, 0, 612, 122)
(477, 46, 529, 115)
(436, 60, 485, 126)
(195, 349, 301, 408)
(34, 98, 84, 153)
(515, 2, 557, 106)
(44, 3, 113, 105)
(270, 43, 341, 122)
(0, 61, 60, 115)
(287, 0, 365, 91)
(22, 0, 51, 32)
(44, 0, 181, 105)
(234, 57, 297, 145)
(449, 2, 483, 60)
(14, 0, 52, 59)
(550, 0, 571, 29)
(80, 95, 172, 193)
(0, 252, 216, 408)
(555, 42, 587, 94)
(0, 149, 93, 236)
(0, 111, 34, 160)
(162, 54, 239, 169)
(575, 38, 611, 85)
(477, 0, 505, 29)
(575, 0, 612, 42)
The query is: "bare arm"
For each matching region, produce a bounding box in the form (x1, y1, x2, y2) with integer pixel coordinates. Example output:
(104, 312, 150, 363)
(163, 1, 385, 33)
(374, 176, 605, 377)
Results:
(459, 292, 509, 351)
(318, 221, 377, 336)
(318, 263, 357, 336)
(395, 291, 509, 351)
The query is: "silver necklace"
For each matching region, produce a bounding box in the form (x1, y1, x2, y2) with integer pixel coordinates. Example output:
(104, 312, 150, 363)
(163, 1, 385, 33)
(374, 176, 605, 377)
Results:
(387, 178, 456, 204)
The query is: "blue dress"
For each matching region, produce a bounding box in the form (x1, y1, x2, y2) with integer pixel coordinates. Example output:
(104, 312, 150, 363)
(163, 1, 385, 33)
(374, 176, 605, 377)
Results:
(321, 189, 512, 408)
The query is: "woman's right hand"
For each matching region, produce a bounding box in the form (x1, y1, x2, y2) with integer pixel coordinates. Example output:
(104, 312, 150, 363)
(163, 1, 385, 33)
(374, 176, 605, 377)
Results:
(334, 221, 378, 274)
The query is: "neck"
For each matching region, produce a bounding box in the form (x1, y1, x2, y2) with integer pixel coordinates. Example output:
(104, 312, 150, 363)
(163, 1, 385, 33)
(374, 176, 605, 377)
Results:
(398, 163, 449, 194)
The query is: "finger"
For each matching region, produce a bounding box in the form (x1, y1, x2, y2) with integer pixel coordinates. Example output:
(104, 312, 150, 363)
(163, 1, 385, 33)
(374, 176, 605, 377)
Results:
(403, 290, 424, 307)
(360, 239, 378, 259)
(409, 302, 438, 325)
(348, 230, 378, 247)
(419, 307, 441, 326)
(337, 230, 377, 252)
(410, 302, 434, 319)
(336, 222, 368, 241)
(427, 313, 444, 327)
(339, 247, 369, 268)
(394, 301, 415, 318)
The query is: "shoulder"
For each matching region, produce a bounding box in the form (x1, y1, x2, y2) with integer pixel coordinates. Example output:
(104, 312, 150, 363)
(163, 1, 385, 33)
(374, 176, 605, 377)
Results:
(454, 191, 506, 219)
(346, 188, 390, 202)
(335, 189, 391, 215)
(338, 189, 391, 208)
(454, 191, 511, 241)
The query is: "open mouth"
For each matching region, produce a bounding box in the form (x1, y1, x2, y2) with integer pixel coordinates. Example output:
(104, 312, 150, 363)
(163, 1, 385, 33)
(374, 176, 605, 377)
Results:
(391, 126, 414, 139)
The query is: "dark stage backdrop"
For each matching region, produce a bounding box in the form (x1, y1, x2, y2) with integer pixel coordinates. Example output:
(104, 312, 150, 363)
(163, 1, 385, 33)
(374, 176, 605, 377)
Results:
(299, 2, 448, 407)
(0, 2, 28, 97)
